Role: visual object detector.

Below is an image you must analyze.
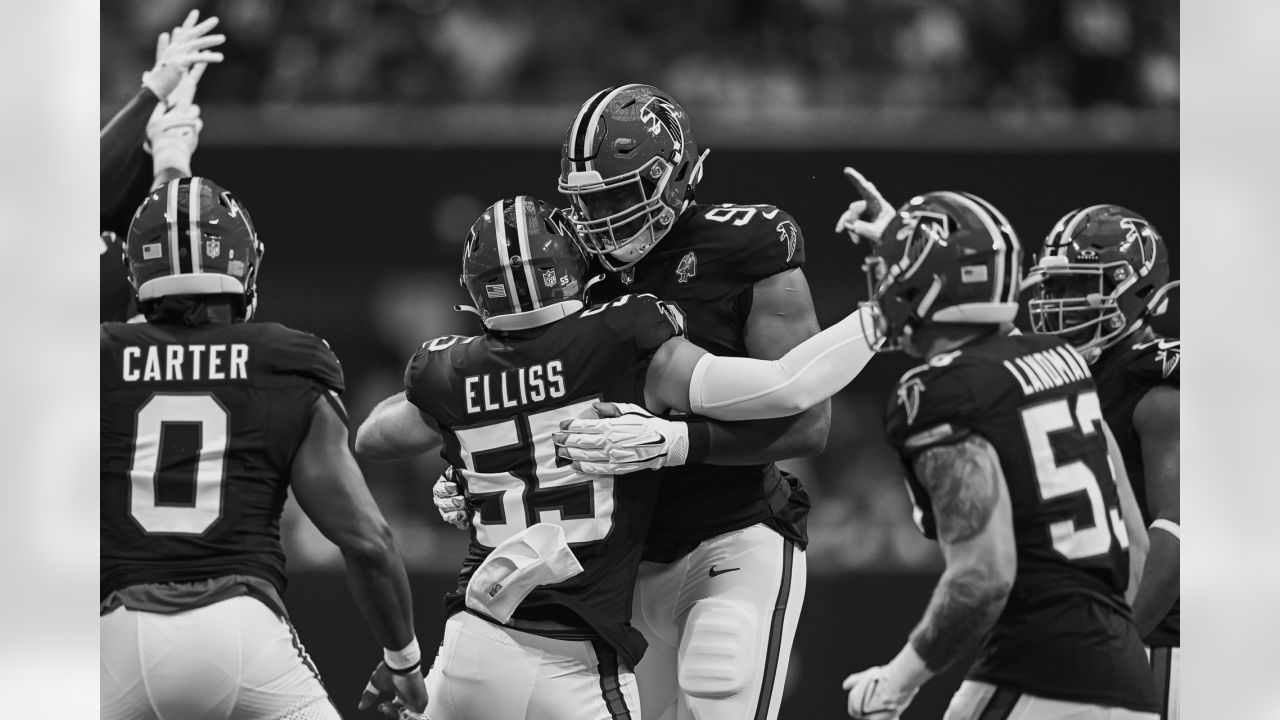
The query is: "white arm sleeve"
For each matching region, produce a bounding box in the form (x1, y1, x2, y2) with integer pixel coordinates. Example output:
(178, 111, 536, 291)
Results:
(688, 307, 876, 421)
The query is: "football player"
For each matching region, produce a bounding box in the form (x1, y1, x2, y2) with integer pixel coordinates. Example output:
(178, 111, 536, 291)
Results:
(354, 195, 886, 720)
(1027, 205, 1181, 719)
(102, 8, 222, 322)
(837, 190, 1159, 720)
(551, 83, 827, 720)
(101, 177, 428, 720)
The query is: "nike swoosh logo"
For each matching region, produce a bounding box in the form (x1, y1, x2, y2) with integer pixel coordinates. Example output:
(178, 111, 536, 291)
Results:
(708, 566, 740, 577)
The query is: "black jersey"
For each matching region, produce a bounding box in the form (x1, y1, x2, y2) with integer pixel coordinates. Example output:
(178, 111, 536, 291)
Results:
(101, 320, 344, 614)
(589, 203, 810, 561)
(405, 294, 680, 668)
(1093, 333, 1180, 647)
(885, 333, 1158, 714)
(100, 232, 136, 323)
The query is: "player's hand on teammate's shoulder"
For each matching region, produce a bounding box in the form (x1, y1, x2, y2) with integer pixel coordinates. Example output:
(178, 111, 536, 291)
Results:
(552, 402, 690, 475)
(359, 660, 429, 719)
(433, 467, 471, 530)
(835, 166, 895, 247)
(141, 9, 226, 104)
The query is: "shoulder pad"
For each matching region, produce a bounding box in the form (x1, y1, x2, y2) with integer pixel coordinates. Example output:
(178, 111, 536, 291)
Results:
(259, 323, 345, 393)
(1130, 337, 1180, 385)
(885, 365, 976, 455)
(695, 204, 807, 280)
(590, 293, 681, 353)
(403, 334, 482, 408)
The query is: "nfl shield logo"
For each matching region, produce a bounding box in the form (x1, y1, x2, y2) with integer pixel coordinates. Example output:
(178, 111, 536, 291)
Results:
(205, 239, 221, 259)
(542, 269, 557, 287)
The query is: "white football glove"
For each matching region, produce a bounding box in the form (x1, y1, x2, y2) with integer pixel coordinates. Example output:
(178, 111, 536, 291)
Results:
(842, 666, 918, 720)
(433, 467, 471, 530)
(141, 10, 226, 104)
(552, 402, 689, 475)
(834, 166, 895, 247)
(146, 102, 202, 177)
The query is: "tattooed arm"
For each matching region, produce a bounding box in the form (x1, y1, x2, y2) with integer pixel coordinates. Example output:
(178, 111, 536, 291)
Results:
(844, 434, 1015, 718)
(907, 434, 1017, 671)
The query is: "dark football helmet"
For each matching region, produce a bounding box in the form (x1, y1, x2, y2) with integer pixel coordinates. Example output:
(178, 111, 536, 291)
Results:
(125, 177, 264, 320)
(557, 84, 708, 271)
(461, 196, 589, 331)
(861, 191, 1022, 353)
(1027, 205, 1175, 363)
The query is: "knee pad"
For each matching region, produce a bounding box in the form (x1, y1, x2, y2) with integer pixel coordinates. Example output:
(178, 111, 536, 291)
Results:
(677, 598, 760, 699)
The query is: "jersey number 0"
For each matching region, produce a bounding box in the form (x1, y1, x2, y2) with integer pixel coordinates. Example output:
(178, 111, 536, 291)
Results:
(128, 393, 228, 535)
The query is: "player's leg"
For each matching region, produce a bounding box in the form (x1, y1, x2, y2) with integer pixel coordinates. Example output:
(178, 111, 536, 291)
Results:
(632, 558, 689, 720)
(126, 600, 246, 720)
(675, 524, 807, 720)
(944, 681, 1161, 720)
(423, 612, 538, 720)
(1146, 646, 1180, 720)
(225, 596, 339, 720)
(101, 607, 161, 720)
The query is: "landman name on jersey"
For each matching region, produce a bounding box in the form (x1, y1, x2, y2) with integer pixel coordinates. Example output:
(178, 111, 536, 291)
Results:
(1001, 344, 1091, 395)
(464, 359, 566, 414)
(122, 343, 250, 382)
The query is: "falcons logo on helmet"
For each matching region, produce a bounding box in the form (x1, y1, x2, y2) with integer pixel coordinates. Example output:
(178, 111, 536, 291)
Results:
(640, 96, 683, 148)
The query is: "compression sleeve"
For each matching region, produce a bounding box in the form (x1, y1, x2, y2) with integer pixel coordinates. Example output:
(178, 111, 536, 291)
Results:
(688, 306, 875, 420)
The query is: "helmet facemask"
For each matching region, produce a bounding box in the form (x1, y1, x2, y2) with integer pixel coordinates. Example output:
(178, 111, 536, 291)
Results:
(1029, 256, 1138, 363)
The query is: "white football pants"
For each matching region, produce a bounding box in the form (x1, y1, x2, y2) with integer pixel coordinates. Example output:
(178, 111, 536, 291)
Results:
(101, 596, 337, 720)
(424, 610, 641, 720)
(632, 523, 806, 720)
(945, 681, 1161, 720)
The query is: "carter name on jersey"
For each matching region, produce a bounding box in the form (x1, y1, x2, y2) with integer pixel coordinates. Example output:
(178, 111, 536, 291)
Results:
(1002, 344, 1091, 396)
(464, 360, 566, 415)
(121, 343, 250, 383)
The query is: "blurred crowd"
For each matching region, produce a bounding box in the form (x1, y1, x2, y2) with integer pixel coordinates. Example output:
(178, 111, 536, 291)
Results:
(102, 0, 1178, 112)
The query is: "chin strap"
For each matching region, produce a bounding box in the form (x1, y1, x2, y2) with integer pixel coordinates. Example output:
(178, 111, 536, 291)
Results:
(1142, 279, 1180, 320)
(453, 304, 483, 320)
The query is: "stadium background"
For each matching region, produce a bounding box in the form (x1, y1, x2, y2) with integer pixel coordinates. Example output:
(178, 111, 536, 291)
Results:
(102, 1, 1178, 717)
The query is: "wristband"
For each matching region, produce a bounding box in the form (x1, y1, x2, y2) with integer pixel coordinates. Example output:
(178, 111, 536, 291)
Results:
(686, 422, 710, 464)
(1149, 519, 1180, 541)
(883, 642, 933, 693)
(385, 637, 421, 674)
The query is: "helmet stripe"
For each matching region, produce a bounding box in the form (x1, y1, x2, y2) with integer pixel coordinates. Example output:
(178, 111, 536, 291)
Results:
(962, 192, 1022, 304)
(166, 180, 184, 276)
(579, 84, 645, 173)
(938, 191, 1009, 305)
(188, 177, 203, 274)
(570, 87, 615, 170)
(513, 196, 543, 310)
(1057, 204, 1112, 253)
(490, 199, 524, 313)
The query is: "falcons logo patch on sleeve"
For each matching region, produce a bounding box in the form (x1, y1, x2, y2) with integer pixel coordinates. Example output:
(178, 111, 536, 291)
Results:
(776, 220, 798, 263)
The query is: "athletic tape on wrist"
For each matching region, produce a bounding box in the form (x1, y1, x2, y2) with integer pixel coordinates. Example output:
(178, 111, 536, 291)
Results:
(1149, 518, 1180, 540)
(385, 637, 421, 673)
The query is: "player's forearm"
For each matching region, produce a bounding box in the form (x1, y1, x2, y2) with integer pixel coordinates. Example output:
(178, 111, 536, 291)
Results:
(688, 307, 874, 421)
(693, 400, 830, 465)
(354, 394, 441, 462)
(102, 88, 159, 189)
(908, 564, 1011, 673)
(1130, 526, 1179, 639)
(341, 530, 418, 651)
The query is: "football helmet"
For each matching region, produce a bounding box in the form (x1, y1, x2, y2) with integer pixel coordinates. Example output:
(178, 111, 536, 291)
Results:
(125, 176, 264, 320)
(1027, 205, 1174, 363)
(461, 196, 589, 331)
(861, 191, 1022, 353)
(558, 84, 708, 271)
